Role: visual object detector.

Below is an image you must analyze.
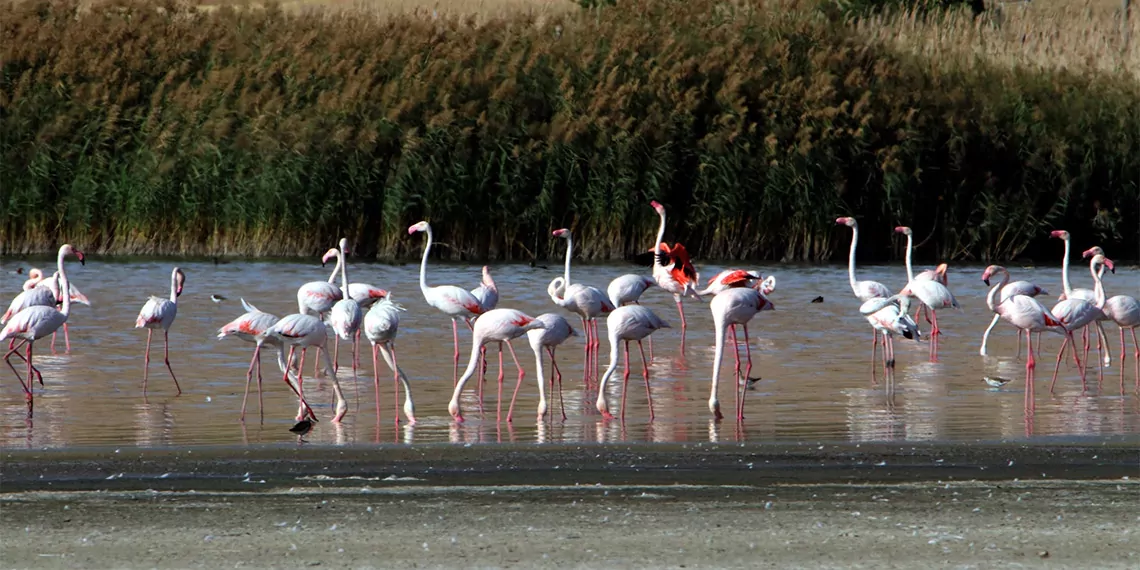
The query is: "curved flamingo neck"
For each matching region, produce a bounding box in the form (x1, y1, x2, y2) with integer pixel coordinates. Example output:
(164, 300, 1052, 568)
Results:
(846, 223, 860, 295)
(1091, 258, 1106, 309)
(653, 208, 666, 268)
(986, 270, 1010, 312)
(903, 232, 915, 282)
(327, 251, 342, 284)
(57, 248, 71, 318)
(1060, 236, 1073, 296)
(418, 225, 433, 296)
(168, 268, 179, 303)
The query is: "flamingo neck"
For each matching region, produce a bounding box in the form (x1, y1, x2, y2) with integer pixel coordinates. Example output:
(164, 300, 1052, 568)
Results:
(1091, 258, 1106, 309)
(653, 209, 666, 268)
(327, 251, 342, 284)
(846, 224, 859, 294)
(903, 233, 915, 282)
(169, 268, 179, 303)
(338, 248, 350, 298)
(57, 248, 71, 318)
(710, 314, 725, 398)
(418, 225, 433, 296)
(562, 234, 574, 287)
(597, 332, 621, 396)
(1060, 237, 1073, 296)
(986, 270, 1009, 312)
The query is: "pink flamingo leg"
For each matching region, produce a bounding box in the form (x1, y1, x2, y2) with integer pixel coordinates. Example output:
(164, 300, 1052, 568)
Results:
(739, 324, 753, 421)
(592, 320, 601, 387)
(143, 329, 153, 395)
(282, 346, 315, 422)
(869, 331, 880, 382)
(548, 347, 566, 421)
(452, 319, 460, 387)
(1025, 331, 1036, 413)
(371, 344, 382, 422)
(496, 343, 505, 423)
(730, 324, 741, 423)
(63, 323, 72, 353)
(163, 330, 181, 395)
(929, 309, 939, 361)
(25, 342, 34, 417)
(638, 339, 653, 422)
(333, 336, 340, 373)
(391, 344, 404, 427)
(240, 343, 261, 421)
(1049, 336, 1071, 394)
(676, 297, 687, 351)
(504, 340, 526, 423)
(580, 316, 591, 391)
(619, 340, 631, 423)
(5, 341, 43, 386)
(1131, 328, 1139, 392)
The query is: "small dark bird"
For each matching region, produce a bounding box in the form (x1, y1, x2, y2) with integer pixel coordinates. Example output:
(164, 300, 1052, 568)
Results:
(211, 294, 227, 303)
(290, 419, 314, 435)
(15, 267, 24, 275)
(983, 376, 1012, 388)
(811, 296, 824, 303)
(745, 377, 763, 390)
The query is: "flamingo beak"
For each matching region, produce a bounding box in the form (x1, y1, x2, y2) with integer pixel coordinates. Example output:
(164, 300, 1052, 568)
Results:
(76, 251, 86, 265)
(1105, 259, 1115, 273)
(1049, 230, 1065, 239)
(983, 278, 991, 286)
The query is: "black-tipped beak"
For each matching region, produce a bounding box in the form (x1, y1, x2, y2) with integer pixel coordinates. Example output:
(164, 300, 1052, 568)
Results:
(983, 278, 990, 286)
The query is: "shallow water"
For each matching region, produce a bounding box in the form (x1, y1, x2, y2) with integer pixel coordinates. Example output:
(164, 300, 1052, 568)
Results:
(1, 256, 1138, 449)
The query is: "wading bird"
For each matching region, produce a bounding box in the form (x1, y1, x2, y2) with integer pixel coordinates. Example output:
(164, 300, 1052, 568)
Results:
(447, 308, 545, 424)
(708, 286, 774, 422)
(859, 294, 921, 375)
(526, 313, 577, 421)
(216, 298, 295, 422)
(363, 295, 416, 426)
(1052, 230, 1111, 365)
(549, 228, 614, 389)
(896, 226, 960, 360)
(325, 242, 363, 382)
(265, 312, 347, 423)
(650, 201, 700, 348)
(1048, 254, 1111, 393)
(595, 305, 671, 422)
(135, 267, 186, 396)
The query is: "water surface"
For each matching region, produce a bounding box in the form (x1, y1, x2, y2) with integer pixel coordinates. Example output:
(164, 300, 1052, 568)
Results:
(1, 257, 1137, 449)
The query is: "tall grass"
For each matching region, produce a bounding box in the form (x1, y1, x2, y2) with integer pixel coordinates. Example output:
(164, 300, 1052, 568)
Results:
(1, 0, 1137, 262)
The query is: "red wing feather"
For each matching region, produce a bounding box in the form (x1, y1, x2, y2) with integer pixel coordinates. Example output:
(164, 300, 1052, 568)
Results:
(714, 269, 754, 288)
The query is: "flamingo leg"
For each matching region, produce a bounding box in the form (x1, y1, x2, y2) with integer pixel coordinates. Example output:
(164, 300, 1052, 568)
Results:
(1131, 328, 1139, 392)
(4, 340, 43, 386)
(1049, 336, 1070, 394)
(143, 329, 153, 395)
(240, 344, 260, 421)
(25, 342, 34, 417)
(163, 330, 181, 395)
(619, 340, 631, 423)
(929, 309, 939, 361)
(64, 323, 71, 353)
(675, 296, 687, 351)
(452, 318, 460, 387)
(256, 348, 264, 423)
(504, 340, 526, 423)
(1025, 329, 1037, 414)
(391, 344, 402, 427)
(282, 346, 314, 422)
(592, 320, 601, 388)
(581, 316, 591, 391)
(496, 343, 505, 423)
(548, 347, 566, 421)
(870, 330, 880, 382)
(730, 324, 741, 423)
(639, 339, 653, 422)
(372, 344, 381, 422)
(739, 323, 752, 421)
(333, 336, 340, 373)
(1015, 329, 1023, 359)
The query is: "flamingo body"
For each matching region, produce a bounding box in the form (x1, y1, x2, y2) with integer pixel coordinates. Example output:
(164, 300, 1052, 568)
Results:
(607, 274, 656, 307)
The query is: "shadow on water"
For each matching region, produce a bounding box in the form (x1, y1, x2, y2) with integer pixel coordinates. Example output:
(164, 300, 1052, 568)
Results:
(1, 259, 1138, 449)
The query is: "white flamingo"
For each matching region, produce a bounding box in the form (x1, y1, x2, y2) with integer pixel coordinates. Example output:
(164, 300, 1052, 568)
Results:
(265, 313, 347, 423)
(549, 228, 614, 389)
(216, 298, 298, 422)
(363, 295, 416, 426)
(979, 271, 1049, 358)
(470, 266, 499, 313)
(650, 201, 701, 347)
(135, 267, 186, 396)
(447, 308, 545, 423)
(325, 242, 363, 384)
(1048, 254, 1111, 392)
(0, 244, 84, 417)
(859, 293, 922, 375)
(526, 313, 577, 421)
(408, 221, 486, 386)
(1052, 230, 1111, 365)
(708, 287, 774, 422)
(595, 305, 671, 422)
(606, 274, 656, 308)
(896, 226, 959, 360)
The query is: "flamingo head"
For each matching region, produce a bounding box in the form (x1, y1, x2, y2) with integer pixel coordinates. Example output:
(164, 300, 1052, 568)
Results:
(552, 228, 570, 239)
(60, 244, 86, 265)
(981, 265, 1006, 286)
(894, 226, 912, 236)
(28, 268, 43, 280)
(1093, 254, 1115, 274)
(173, 267, 186, 297)
(836, 216, 856, 227)
(650, 200, 665, 215)
(1049, 230, 1069, 240)
(408, 221, 430, 235)
(320, 248, 339, 266)
(1081, 246, 1104, 259)
(338, 237, 349, 254)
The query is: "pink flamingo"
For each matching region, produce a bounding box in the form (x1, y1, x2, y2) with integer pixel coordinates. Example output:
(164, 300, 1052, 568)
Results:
(1052, 230, 1111, 365)
(595, 305, 671, 422)
(979, 271, 1048, 357)
(135, 267, 186, 396)
(0, 244, 84, 417)
(325, 242, 363, 383)
(296, 249, 343, 318)
(470, 266, 499, 313)
(836, 216, 892, 369)
(1084, 247, 1140, 390)
(35, 270, 91, 353)
(216, 298, 296, 422)
(607, 274, 656, 308)
(526, 312, 577, 421)
(549, 228, 614, 389)
(20, 268, 45, 290)
(408, 221, 486, 386)
(266, 312, 348, 423)
(708, 286, 774, 421)
(859, 293, 922, 374)
(983, 265, 1082, 411)
(650, 201, 701, 348)
(896, 226, 959, 360)
(1049, 254, 1112, 392)
(447, 308, 546, 423)
(341, 241, 390, 370)
(698, 269, 776, 297)
(363, 295, 416, 426)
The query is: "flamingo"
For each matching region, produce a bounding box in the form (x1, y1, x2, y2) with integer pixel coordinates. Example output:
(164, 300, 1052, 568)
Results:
(325, 243, 363, 384)
(526, 313, 578, 421)
(650, 201, 701, 347)
(698, 269, 776, 297)
(363, 295, 416, 425)
(607, 274, 656, 308)
(549, 228, 615, 388)
(836, 216, 892, 370)
(408, 221, 486, 386)
(979, 271, 1049, 357)
(265, 313, 348, 423)
(296, 249, 343, 318)
(135, 267, 186, 396)
(896, 226, 960, 360)
(1048, 254, 1112, 393)
(470, 266, 499, 313)
(0, 244, 84, 417)
(859, 294, 921, 373)
(983, 265, 1082, 411)
(1084, 247, 1140, 390)
(35, 270, 91, 353)
(708, 287, 774, 422)
(1052, 230, 1111, 364)
(20, 268, 44, 290)
(595, 305, 671, 422)
(345, 256, 390, 372)
(216, 298, 297, 422)
(447, 308, 545, 423)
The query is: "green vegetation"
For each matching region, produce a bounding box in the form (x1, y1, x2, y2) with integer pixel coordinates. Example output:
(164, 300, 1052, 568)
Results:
(2, 0, 1137, 262)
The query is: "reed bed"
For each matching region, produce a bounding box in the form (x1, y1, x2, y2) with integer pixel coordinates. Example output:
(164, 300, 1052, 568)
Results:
(1, 0, 1137, 261)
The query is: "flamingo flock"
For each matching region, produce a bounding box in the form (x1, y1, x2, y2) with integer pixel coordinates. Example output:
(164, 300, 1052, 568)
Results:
(3, 207, 1138, 428)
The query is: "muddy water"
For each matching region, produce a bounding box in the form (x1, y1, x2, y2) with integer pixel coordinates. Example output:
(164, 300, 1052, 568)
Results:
(0, 257, 1137, 449)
